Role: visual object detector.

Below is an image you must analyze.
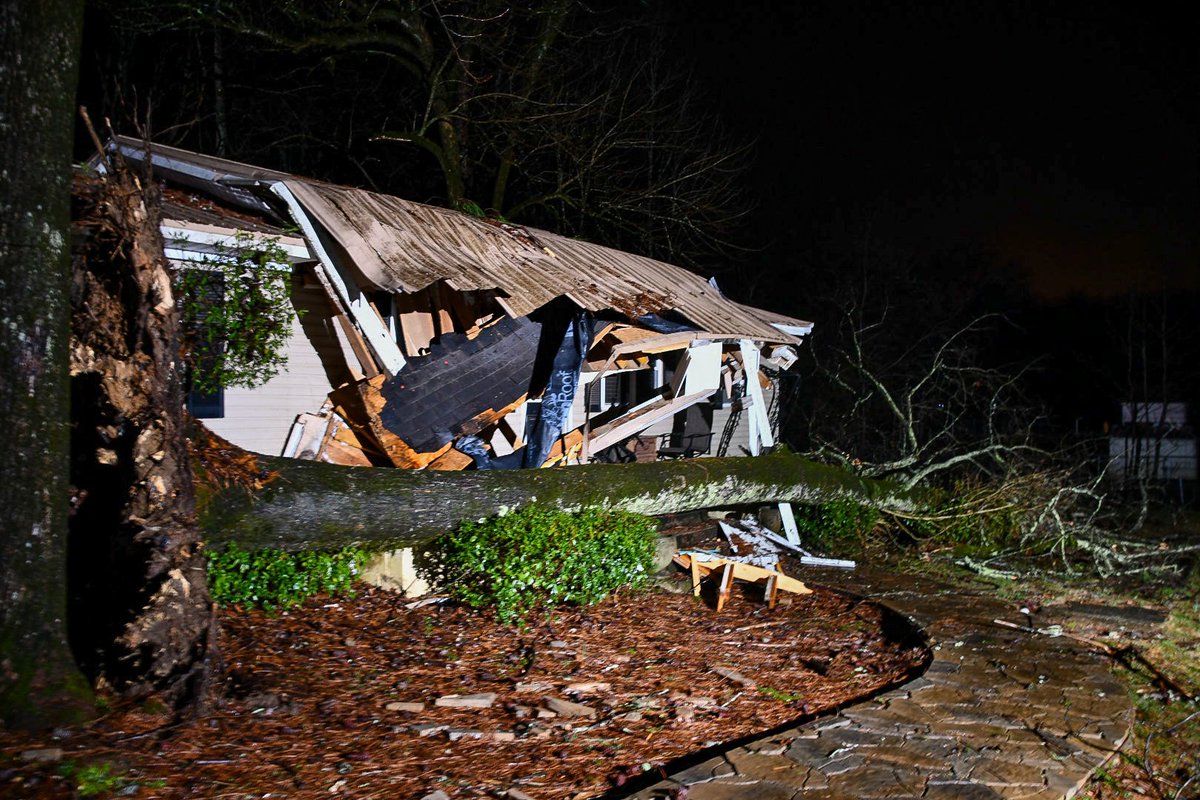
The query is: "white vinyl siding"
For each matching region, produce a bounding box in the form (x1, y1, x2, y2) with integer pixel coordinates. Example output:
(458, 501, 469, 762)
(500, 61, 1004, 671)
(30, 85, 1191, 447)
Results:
(201, 285, 353, 455)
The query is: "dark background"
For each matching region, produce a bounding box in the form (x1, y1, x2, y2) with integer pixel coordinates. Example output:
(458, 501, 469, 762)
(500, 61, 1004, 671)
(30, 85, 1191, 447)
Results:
(77, 0, 1199, 438)
(669, 0, 1197, 301)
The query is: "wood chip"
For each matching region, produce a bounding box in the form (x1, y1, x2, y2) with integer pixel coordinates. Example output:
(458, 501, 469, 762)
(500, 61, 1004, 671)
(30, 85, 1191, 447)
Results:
(543, 696, 597, 718)
(564, 681, 611, 694)
(435, 692, 497, 708)
(712, 665, 757, 688)
(0, 551, 926, 800)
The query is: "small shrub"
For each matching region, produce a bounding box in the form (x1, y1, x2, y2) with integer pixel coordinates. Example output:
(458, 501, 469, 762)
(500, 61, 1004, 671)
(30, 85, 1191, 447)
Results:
(791, 499, 881, 558)
(207, 543, 371, 611)
(758, 686, 805, 703)
(57, 761, 121, 797)
(422, 505, 658, 624)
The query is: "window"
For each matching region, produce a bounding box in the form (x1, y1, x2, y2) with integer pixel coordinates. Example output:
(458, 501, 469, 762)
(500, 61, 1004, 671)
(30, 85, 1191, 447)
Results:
(586, 363, 665, 414)
(187, 383, 224, 418)
(181, 271, 226, 418)
(587, 373, 625, 412)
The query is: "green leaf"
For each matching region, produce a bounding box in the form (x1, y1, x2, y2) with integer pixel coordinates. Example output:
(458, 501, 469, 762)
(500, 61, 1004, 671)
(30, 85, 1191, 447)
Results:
(421, 504, 658, 624)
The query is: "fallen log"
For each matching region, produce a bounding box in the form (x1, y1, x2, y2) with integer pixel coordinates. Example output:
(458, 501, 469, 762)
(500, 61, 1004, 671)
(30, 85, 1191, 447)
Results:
(198, 447, 929, 552)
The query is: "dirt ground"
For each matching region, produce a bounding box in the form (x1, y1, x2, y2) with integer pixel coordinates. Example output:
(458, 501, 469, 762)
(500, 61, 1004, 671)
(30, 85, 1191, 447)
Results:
(0, 569, 927, 800)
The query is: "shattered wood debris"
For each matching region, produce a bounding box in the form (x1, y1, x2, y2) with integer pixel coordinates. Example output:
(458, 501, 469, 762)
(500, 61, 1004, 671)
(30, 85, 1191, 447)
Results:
(720, 518, 858, 571)
(674, 551, 813, 612)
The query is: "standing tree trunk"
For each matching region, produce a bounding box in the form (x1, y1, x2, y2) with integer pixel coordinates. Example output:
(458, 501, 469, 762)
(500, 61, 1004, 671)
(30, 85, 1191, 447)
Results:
(0, 0, 91, 728)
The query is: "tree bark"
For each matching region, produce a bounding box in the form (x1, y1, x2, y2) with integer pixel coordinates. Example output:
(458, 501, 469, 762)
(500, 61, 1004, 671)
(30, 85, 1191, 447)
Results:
(0, 0, 91, 728)
(199, 448, 929, 552)
(69, 150, 216, 706)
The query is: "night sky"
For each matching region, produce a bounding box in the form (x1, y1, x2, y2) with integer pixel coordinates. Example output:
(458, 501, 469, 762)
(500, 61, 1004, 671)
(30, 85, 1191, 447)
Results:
(671, 0, 1197, 299)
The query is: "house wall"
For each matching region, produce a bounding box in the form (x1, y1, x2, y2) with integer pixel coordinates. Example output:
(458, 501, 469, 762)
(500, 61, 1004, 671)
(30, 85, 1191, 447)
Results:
(202, 284, 356, 456)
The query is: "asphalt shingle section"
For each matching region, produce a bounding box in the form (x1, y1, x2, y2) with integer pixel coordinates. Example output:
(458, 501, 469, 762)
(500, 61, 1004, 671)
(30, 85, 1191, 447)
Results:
(377, 316, 542, 453)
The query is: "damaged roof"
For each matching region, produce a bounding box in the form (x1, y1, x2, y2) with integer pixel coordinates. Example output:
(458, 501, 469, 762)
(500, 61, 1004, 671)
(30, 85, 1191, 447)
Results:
(284, 180, 807, 343)
(109, 136, 812, 344)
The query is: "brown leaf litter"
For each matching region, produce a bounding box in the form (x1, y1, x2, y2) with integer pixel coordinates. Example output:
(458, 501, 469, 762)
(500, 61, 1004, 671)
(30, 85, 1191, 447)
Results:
(1, 583, 926, 799)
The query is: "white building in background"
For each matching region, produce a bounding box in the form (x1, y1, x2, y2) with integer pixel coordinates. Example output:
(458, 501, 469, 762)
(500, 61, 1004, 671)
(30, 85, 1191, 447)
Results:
(1108, 402, 1197, 485)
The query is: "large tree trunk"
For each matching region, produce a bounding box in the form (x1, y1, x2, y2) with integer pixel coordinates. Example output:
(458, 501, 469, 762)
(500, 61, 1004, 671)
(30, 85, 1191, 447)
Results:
(199, 445, 928, 552)
(69, 147, 216, 706)
(0, 0, 91, 728)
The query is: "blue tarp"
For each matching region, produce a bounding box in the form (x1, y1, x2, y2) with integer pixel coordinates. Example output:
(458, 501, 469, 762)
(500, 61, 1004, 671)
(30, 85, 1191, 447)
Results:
(457, 308, 594, 470)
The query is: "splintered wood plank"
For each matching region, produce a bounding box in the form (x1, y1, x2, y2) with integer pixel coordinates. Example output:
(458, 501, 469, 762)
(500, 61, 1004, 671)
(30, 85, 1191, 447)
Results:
(540, 428, 584, 467)
(329, 376, 445, 468)
(333, 313, 379, 380)
(316, 411, 376, 467)
(717, 563, 735, 612)
(426, 447, 473, 471)
(676, 552, 813, 611)
(318, 437, 374, 467)
(454, 394, 529, 440)
(586, 388, 713, 454)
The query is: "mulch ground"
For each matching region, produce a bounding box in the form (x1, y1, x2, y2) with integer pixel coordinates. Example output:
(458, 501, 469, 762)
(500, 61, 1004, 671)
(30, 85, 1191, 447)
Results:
(2, 573, 927, 800)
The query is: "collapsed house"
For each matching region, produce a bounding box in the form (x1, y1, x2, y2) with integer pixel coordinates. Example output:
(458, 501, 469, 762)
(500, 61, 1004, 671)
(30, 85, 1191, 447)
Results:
(98, 138, 812, 482)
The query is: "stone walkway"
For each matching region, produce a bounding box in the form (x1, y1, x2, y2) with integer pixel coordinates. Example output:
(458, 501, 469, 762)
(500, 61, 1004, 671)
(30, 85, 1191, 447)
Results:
(621, 568, 1134, 800)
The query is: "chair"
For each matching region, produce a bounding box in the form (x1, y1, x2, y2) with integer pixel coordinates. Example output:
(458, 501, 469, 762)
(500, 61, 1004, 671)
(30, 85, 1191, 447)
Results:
(658, 402, 714, 459)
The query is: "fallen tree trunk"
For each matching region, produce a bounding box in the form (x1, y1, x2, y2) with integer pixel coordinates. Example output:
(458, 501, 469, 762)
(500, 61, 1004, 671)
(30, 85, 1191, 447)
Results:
(199, 447, 930, 552)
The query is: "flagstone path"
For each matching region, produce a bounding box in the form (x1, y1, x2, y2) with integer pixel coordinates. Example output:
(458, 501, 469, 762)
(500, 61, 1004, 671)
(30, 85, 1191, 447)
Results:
(620, 567, 1134, 799)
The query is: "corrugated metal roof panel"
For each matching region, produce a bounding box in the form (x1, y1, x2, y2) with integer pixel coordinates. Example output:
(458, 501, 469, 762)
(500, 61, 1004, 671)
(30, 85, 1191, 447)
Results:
(285, 179, 810, 344)
(106, 139, 813, 344)
(111, 135, 294, 183)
